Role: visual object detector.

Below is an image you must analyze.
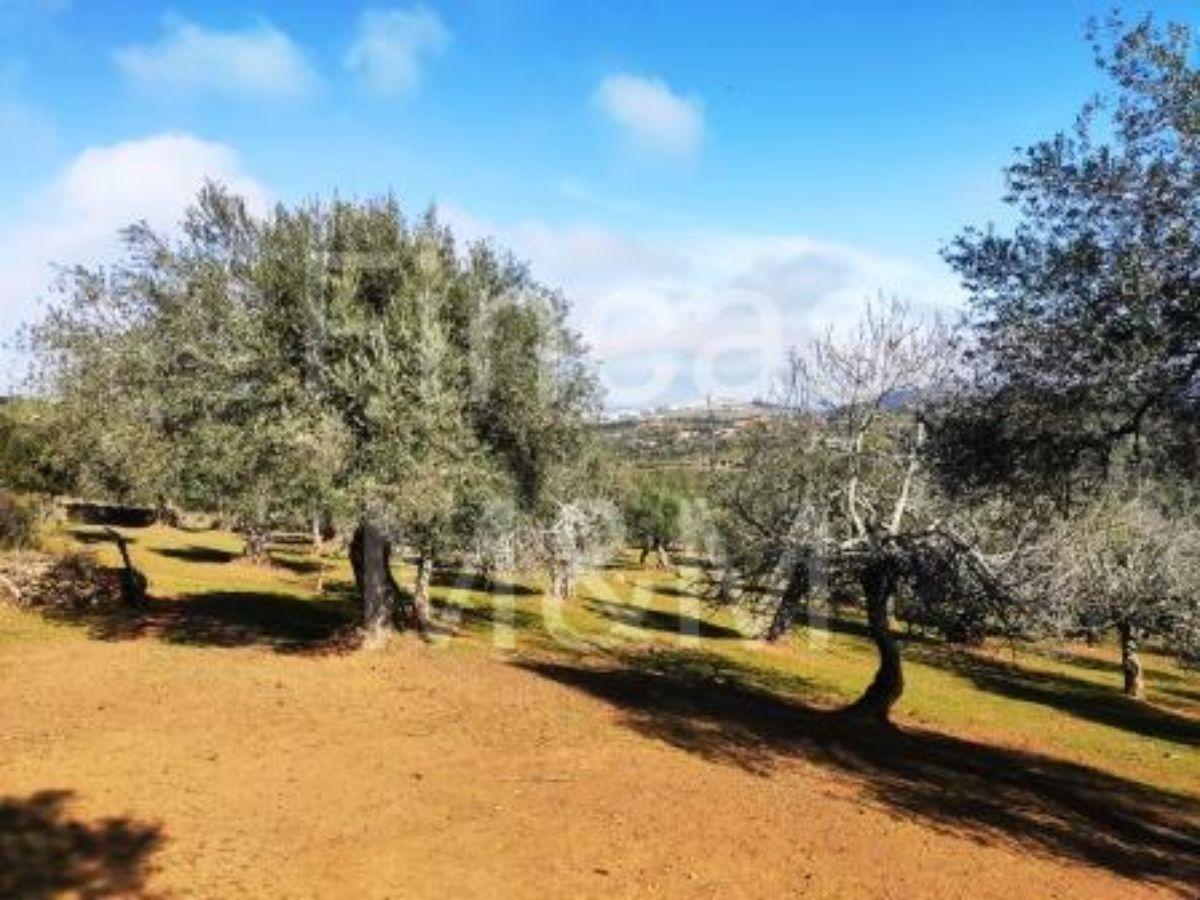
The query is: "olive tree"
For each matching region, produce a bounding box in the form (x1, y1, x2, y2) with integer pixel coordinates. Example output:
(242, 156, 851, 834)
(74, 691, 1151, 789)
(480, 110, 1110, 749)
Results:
(719, 301, 1022, 719)
(1028, 490, 1200, 698)
(944, 16, 1200, 499)
(536, 498, 624, 602)
(624, 476, 687, 570)
(29, 186, 600, 645)
(709, 415, 831, 642)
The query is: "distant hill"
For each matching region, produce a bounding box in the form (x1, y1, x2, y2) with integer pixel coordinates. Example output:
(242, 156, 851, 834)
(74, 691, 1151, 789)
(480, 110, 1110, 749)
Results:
(597, 399, 785, 468)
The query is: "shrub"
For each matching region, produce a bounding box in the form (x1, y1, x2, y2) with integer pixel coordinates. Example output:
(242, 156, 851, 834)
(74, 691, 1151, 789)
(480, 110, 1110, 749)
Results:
(0, 492, 40, 551)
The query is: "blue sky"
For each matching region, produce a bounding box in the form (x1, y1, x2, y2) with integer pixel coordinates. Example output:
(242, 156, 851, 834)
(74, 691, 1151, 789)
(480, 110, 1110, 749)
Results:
(0, 0, 1193, 406)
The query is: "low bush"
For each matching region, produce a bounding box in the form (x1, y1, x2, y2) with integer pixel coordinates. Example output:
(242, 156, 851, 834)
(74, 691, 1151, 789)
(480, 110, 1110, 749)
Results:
(0, 492, 40, 551)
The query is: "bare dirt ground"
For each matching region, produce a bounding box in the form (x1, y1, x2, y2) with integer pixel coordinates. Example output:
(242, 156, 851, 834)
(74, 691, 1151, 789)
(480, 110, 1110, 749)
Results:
(2, 599, 1198, 899)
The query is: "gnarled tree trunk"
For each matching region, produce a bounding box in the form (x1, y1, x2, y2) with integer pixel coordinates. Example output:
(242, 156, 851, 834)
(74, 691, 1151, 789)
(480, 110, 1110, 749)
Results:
(311, 512, 323, 556)
(845, 564, 903, 721)
(764, 562, 807, 643)
(1119, 621, 1145, 699)
(349, 521, 399, 648)
(310, 512, 328, 593)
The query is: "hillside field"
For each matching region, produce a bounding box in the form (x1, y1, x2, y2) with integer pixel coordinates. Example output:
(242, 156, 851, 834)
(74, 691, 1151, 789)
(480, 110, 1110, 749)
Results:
(1, 524, 1198, 898)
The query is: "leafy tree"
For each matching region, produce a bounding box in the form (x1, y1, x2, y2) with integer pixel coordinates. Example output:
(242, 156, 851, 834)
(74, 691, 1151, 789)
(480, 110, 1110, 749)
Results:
(936, 15, 1200, 683)
(944, 16, 1200, 498)
(709, 414, 831, 642)
(0, 491, 41, 550)
(0, 400, 71, 497)
(1024, 488, 1200, 697)
(719, 301, 1021, 718)
(29, 186, 600, 644)
(624, 475, 687, 569)
(536, 498, 624, 601)
(462, 494, 521, 587)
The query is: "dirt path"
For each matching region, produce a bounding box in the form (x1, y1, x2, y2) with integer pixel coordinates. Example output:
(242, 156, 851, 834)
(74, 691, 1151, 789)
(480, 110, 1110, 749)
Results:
(0, 612, 1194, 898)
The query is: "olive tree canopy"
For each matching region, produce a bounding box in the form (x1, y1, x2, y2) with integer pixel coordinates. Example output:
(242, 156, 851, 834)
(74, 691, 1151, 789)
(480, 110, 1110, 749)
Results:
(28, 185, 602, 644)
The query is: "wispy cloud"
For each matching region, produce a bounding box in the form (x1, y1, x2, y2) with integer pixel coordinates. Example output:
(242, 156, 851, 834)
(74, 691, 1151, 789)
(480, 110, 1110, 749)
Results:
(594, 73, 704, 158)
(345, 6, 450, 95)
(114, 16, 318, 100)
(438, 204, 961, 408)
(553, 177, 641, 215)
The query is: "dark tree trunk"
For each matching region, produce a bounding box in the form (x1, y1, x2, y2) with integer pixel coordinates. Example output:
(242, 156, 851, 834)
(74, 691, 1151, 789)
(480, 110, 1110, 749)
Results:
(104, 528, 146, 607)
(549, 567, 574, 602)
(639, 543, 651, 566)
(718, 568, 734, 604)
(845, 564, 903, 722)
(349, 521, 398, 647)
(764, 562, 808, 643)
(478, 559, 497, 592)
(1119, 621, 1145, 699)
(243, 529, 269, 564)
(348, 524, 364, 591)
(410, 553, 433, 632)
(154, 495, 178, 528)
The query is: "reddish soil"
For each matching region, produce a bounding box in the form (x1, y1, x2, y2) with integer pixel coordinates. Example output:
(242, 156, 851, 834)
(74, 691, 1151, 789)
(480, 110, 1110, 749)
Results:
(1, 618, 1196, 898)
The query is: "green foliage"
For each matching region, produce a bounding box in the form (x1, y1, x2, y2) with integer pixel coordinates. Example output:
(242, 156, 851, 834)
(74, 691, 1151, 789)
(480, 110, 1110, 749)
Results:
(28, 185, 601, 583)
(943, 15, 1200, 497)
(623, 474, 688, 552)
(0, 400, 71, 496)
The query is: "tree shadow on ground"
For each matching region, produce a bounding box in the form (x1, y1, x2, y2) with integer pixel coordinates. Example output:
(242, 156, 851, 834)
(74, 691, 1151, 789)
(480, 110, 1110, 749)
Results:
(519, 650, 1200, 892)
(154, 545, 239, 564)
(0, 790, 164, 899)
(1164, 682, 1200, 705)
(431, 569, 539, 597)
(584, 597, 744, 639)
(265, 553, 324, 575)
(44, 589, 356, 655)
(1031, 645, 1199, 691)
(67, 527, 139, 547)
(431, 595, 545, 638)
(153, 544, 328, 575)
(909, 646, 1200, 748)
(646, 583, 710, 603)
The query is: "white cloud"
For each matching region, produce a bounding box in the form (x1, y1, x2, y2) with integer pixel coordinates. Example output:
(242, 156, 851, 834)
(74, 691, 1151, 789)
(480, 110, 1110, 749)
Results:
(114, 16, 318, 100)
(594, 73, 704, 157)
(438, 204, 961, 408)
(345, 6, 450, 95)
(0, 133, 269, 386)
